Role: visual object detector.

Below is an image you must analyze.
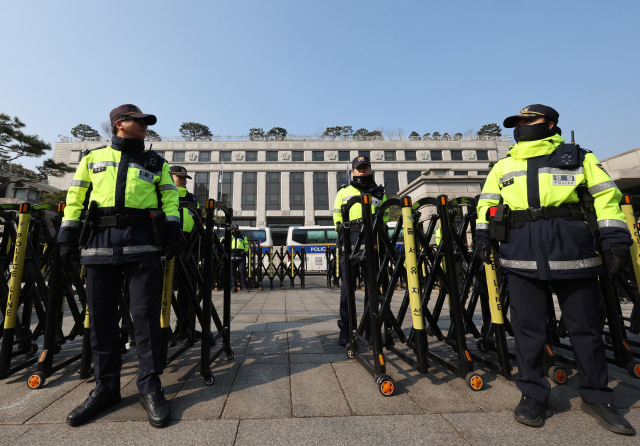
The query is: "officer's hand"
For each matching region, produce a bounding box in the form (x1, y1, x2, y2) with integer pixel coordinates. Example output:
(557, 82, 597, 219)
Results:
(476, 239, 493, 265)
(603, 245, 629, 275)
(59, 232, 80, 261)
(164, 221, 184, 260)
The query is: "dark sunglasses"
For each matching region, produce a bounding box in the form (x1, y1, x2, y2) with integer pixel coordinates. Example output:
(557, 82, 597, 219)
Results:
(118, 116, 147, 126)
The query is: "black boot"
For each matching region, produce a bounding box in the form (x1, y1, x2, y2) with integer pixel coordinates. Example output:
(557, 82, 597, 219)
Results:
(581, 402, 636, 435)
(140, 388, 171, 428)
(513, 395, 551, 427)
(66, 390, 121, 427)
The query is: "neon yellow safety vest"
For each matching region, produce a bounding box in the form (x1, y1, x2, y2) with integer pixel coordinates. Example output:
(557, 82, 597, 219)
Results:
(59, 141, 179, 264)
(476, 134, 631, 280)
(333, 184, 389, 229)
(177, 187, 200, 233)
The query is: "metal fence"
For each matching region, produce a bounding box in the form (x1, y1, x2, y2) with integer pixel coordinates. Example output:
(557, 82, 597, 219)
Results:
(58, 134, 512, 143)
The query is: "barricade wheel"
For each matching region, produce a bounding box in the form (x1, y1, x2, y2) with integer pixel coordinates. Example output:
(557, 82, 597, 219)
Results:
(203, 374, 215, 386)
(226, 352, 235, 360)
(26, 343, 38, 357)
(548, 366, 567, 384)
(550, 367, 566, 384)
(345, 344, 356, 359)
(259, 287, 263, 290)
(465, 372, 483, 391)
(476, 339, 489, 353)
(27, 372, 45, 390)
(361, 286, 366, 291)
(376, 375, 395, 397)
(214, 287, 218, 291)
(627, 362, 640, 379)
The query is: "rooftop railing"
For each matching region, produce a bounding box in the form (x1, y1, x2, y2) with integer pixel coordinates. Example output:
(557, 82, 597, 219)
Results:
(58, 134, 512, 143)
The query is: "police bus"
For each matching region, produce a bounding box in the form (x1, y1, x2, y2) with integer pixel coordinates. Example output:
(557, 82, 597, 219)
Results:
(286, 223, 403, 273)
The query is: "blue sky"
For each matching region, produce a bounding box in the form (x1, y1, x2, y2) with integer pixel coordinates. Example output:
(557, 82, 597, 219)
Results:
(1, 0, 639, 170)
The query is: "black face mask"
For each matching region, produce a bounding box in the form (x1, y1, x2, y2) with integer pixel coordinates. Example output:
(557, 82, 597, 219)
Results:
(351, 174, 374, 188)
(513, 123, 555, 143)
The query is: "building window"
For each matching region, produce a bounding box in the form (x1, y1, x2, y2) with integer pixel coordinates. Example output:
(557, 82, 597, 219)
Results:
(292, 151, 304, 162)
(290, 172, 305, 210)
(407, 171, 421, 183)
(338, 151, 350, 162)
(315, 218, 334, 226)
(266, 172, 281, 210)
(219, 172, 233, 205)
(358, 150, 370, 159)
(267, 151, 278, 162)
(29, 190, 38, 201)
(313, 172, 329, 210)
(451, 151, 463, 161)
(430, 150, 442, 161)
(246, 151, 257, 162)
(384, 151, 396, 161)
(219, 151, 232, 162)
(194, 172, 209, 206)
(155, 151, 165, 159)
(173, 151, 185, 162)
(384, 172, 399, 197)
(477, 150, 489, 161)
(405, 151, 417, 161)
(337, 171, 349, 190)
(14, 189, 26, 199)
(71, 151, 82, 162)
(477, 171, 490, 176)
(242, 172, 257, 210)
(199, 151, 211, 162)
(312, 151, 324, 161)
(429, 170, 447, 176)
(454, 171, 468, 176)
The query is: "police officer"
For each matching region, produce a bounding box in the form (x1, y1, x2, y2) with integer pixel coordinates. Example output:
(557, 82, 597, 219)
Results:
(170, 165, 201, 339)
(476, 104, 635, 435)
(58, 104, 182, 429)
(227, 224, 249, 292)
(333, 156, 388, 346)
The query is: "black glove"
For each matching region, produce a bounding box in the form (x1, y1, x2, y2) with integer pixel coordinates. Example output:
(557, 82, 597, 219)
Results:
(164, 222, 184, 260)
(603, 245, 629, 275)
(59, 232, 80, 260)
(476, 239, 493, 265)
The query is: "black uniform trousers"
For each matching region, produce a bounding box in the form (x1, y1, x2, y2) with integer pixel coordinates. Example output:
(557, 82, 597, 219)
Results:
(231, 257, 247, 289)
(86, 259, 163, 396)
(508, 273, 612, 405)
(338, 231, 371, 341)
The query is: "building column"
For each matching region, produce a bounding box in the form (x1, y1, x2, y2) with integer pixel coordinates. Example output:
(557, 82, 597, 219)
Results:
(233, 172, 242, 213)
(281, 171, 290, 211)
(257, 172, 266, 226)
(375, 171, 384, 188)
(398, 171, 408, 192)
(328, 171, 338, 208)
(208, 171, 218, 201)
(304, 172, 315, 226)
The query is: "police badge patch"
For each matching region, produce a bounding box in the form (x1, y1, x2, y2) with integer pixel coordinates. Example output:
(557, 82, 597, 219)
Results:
(552, 174, 576, 186)
(596, 163, 608, 174)
(138, 170, 154, 184)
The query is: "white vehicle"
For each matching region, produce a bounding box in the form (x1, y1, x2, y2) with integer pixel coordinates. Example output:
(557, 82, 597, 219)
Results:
(215, 226, 274, 254)
(286, 226, 338, 272)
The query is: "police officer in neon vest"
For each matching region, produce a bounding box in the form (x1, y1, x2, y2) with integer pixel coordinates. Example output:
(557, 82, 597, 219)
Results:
(58, 104, 182, 429)
(170, 165, 201, 338)
(226, 224, 249, 292)
(333, 156, 388, 346)
(476, 104, 635, 435)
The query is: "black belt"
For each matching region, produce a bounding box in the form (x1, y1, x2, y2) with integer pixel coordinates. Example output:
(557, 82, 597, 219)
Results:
(95, 213, 149, 228)
(510, 203, 584, 227)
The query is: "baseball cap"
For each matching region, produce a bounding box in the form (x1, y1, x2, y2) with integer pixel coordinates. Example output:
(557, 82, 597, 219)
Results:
(109, 104, 157, 130)
(169, 165, 192, 179)
(352, 155, 371, 170)
(503, 104, 559, 128)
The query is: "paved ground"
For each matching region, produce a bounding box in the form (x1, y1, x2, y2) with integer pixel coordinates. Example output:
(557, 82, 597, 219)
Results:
(1, 276, 640, 445)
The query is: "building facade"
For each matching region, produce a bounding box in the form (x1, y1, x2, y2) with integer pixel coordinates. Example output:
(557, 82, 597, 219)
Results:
(51, 139, 512, 228)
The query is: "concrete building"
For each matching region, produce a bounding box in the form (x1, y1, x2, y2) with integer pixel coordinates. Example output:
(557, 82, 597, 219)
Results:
(51, 138, 512, 228)
(0, 164, 60, 204)
(600, 147, 640, 194)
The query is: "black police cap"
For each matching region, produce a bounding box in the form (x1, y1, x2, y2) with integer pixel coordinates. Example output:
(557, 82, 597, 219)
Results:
(169, 165, 192, 179)
(352, 156, 371, 170)
(109, 104, 157, 129)
(503, 104, 559, 128)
